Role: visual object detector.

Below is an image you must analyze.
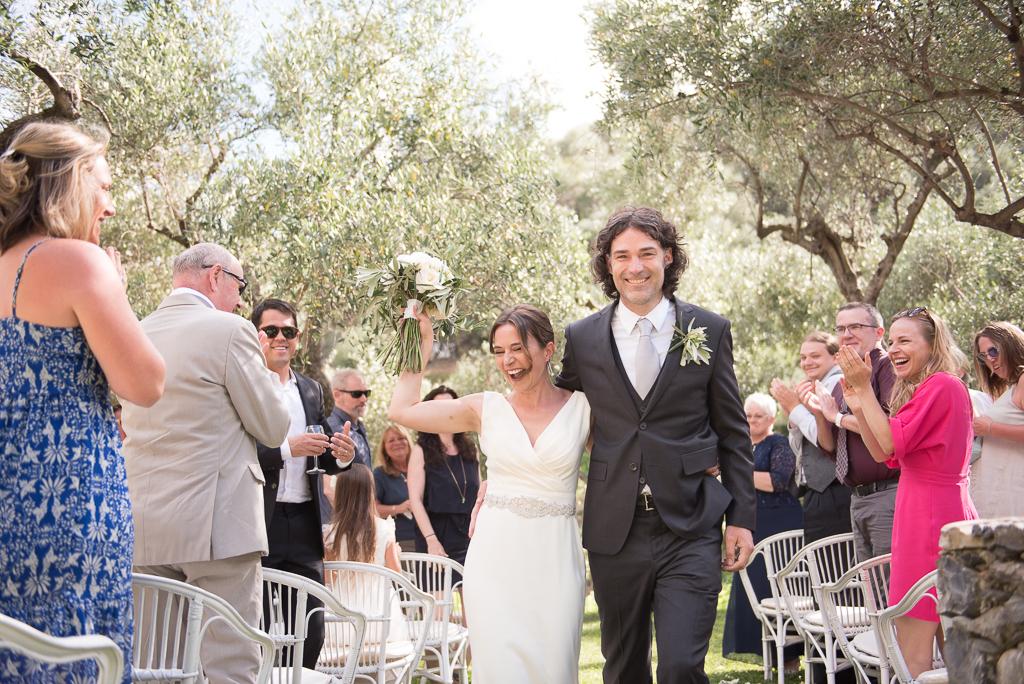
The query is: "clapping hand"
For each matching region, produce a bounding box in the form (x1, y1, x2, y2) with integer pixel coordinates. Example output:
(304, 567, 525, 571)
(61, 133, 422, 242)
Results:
(813, 380, 840, 422)
(840, 378, 863, 414)
(329, 421, 356, 462)
(105, 247, 128, 291)
(836, 346, 872, 391)
(973, 415, 992, 437)
(796, 380, 816, 411)
(769, 378, 800, 414)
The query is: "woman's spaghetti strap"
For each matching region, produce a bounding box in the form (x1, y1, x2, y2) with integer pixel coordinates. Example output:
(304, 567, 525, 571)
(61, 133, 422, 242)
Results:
(10, 238, 51, 317)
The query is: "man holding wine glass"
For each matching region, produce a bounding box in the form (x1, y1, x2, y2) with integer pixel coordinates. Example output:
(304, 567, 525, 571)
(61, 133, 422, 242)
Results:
(252, 298, 357, 669)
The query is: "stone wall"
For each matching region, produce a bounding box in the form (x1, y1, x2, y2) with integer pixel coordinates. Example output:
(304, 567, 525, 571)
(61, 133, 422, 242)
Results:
(938, 518, 1024, 684)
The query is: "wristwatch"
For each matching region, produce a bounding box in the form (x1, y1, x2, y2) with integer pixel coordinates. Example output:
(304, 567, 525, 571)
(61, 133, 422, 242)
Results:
(834, 412, 845, 429)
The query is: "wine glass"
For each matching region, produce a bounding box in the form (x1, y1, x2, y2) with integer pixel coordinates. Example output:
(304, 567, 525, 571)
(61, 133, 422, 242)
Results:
(305, 425, 326, 475)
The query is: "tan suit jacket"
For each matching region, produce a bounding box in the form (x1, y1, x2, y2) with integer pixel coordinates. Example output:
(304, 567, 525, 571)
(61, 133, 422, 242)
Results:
(122, 292, 290, 565)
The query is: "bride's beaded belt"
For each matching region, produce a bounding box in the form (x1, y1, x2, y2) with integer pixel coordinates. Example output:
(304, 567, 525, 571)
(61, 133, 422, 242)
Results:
(484, 493, 576, 518)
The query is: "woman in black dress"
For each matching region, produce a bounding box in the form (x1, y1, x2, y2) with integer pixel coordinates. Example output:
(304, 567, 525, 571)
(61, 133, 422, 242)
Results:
(723, 392, 804, 671)
(407, 385, 480, 577)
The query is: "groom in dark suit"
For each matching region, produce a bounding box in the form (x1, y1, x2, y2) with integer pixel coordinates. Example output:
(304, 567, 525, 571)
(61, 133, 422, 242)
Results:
(556, 207, 756, 684)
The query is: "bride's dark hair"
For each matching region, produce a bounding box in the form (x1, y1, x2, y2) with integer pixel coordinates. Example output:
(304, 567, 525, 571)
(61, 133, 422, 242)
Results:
(488, 304, 554, 352)
(417, 385, 479, 466)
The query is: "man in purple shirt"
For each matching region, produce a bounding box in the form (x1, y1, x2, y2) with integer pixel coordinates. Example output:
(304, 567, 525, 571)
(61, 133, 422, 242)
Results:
(812, 302, 898, 562)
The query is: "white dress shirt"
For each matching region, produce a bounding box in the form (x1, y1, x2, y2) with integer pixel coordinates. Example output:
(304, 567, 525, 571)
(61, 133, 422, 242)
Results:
(611, 296, 675, 392)
(169, 286, 215, 309)
(276, 371, 312, 503)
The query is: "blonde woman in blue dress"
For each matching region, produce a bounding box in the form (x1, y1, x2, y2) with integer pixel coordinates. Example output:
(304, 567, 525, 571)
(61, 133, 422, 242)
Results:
(389, 304, 590, 684)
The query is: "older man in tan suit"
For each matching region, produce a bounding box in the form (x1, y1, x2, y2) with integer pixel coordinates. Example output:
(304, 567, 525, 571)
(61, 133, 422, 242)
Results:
(121, 243, 301, 683)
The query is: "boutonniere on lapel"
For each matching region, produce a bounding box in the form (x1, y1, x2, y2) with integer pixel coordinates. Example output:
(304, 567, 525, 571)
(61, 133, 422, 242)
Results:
(669, 318, 712, 367)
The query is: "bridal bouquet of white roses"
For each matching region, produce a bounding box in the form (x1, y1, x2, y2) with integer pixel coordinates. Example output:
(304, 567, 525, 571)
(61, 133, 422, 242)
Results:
(356, 251, 464, 375)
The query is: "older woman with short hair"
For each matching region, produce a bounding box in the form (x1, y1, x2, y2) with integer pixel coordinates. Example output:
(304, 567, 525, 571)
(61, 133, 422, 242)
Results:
(723, 392, 803, 670)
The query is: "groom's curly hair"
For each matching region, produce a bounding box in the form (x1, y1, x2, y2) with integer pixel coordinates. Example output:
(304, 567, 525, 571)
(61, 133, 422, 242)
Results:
(591, 206, 688, 300)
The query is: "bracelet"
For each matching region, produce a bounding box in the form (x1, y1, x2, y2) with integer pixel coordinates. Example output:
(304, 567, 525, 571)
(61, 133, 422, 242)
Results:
(833, 412, 845, 429)
(425, 533, 436, 539)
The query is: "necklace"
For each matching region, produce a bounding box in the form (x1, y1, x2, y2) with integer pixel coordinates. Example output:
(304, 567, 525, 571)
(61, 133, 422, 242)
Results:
(443, 453, 468, 505)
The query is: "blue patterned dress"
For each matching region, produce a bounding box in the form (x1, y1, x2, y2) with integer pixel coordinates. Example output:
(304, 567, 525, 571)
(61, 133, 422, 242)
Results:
(0, 240, 134, 682)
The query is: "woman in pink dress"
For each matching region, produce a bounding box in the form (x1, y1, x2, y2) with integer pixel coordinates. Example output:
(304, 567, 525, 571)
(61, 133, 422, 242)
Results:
(834, 307, 976, 678)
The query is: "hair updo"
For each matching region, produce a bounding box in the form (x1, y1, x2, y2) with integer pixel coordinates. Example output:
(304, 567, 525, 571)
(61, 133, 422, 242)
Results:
(0, 121, 106, 252)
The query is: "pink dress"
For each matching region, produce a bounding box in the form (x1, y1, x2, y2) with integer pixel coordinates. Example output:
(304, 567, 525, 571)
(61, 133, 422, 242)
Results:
(887, 372, 977, 621)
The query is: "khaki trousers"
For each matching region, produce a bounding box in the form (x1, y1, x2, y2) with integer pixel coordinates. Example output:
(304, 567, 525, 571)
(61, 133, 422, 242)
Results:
(135, 552, 263, 684)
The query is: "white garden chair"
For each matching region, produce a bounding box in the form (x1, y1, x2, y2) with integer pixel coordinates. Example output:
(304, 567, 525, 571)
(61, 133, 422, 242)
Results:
(0, 612, 124, 684)
(398, 552, 469, 684)
(876, 570, 948, 684)
(261, 568, 366, 684)
(819, 553, 892, 684)
(737, 529, 805, 684)
(777, 532, 856, 684)
(320, 561, 435, 684)
(131, 573, 275, 683)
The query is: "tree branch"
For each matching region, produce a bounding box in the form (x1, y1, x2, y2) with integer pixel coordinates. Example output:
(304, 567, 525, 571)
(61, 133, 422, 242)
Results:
(81, 96, 114, 137)
(864, 154, 943, 302)
(973, 107, 1012, 204)
(0, 49, 81, 149)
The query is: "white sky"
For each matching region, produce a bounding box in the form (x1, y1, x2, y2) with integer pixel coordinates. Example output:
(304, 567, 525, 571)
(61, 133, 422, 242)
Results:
(237, 0, 608, 140)
(465, 0, 608, 138)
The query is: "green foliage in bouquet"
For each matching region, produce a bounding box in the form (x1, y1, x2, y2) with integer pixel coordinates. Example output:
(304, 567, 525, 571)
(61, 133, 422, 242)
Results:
(357, 252, 468, 375)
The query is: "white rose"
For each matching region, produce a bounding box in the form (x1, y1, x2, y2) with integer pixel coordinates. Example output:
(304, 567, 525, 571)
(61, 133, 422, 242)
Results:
(415, 264, 443, 290)
(397, 251, 433, 268)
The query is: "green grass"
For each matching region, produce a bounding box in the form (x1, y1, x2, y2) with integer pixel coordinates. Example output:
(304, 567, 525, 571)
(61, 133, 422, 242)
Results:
(579, 572, 803, 684)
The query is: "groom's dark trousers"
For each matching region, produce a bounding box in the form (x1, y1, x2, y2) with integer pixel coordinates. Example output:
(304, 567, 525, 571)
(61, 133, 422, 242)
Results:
(557, 299, 756, 684)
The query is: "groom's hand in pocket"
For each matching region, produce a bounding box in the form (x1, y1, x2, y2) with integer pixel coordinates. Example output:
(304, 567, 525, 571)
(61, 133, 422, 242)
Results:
(721, 525, 754, 571)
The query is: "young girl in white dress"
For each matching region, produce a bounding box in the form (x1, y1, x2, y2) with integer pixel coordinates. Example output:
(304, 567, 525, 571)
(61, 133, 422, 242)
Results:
(321, 465, 408, 655)
(389, 304, 591, 684)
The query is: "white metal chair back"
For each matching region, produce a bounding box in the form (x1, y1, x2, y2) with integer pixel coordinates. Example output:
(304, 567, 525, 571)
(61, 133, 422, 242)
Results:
(0, 613, 124, 684)
(877, 570, 947, 684)
(398, 552, 469, 684)
(261, 569, 366, 684)
(737, 530, 803, 684)
(777, 532, 856, 684)
(320, 561, 435, 684)
(820, 553, 892, 684)
(131, 573, 275, 684)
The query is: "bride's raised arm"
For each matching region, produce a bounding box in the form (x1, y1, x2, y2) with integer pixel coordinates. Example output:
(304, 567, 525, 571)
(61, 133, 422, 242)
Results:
(387, 310, 483, 434)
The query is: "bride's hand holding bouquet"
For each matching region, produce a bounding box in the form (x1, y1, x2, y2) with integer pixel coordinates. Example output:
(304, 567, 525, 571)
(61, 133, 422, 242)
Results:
(357, 251, 465, 376)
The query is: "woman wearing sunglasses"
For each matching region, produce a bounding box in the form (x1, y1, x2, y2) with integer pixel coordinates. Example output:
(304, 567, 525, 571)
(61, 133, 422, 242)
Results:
(832, 307, 976, 679)
(970, 321, 1024, 517)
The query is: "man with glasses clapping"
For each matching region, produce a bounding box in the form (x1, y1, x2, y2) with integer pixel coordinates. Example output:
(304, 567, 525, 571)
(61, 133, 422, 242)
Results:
(328, 368, 373, 468)
(805, 302, 899, 564)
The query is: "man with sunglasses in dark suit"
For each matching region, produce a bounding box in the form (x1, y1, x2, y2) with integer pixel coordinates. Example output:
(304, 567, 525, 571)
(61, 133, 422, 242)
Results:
(327, 368, 373, 468)
(251, 298, 357, 669)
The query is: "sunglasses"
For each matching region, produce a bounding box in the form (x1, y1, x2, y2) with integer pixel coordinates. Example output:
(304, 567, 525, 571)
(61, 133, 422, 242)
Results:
(260, 325, 298, 340)
(335, 389, 371, 399)
(202, 264, 248, 295)
(894, 306, 929, 320)
(977, 346, 1000, 363)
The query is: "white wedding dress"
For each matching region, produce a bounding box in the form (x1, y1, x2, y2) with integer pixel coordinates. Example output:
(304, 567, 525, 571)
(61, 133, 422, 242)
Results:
(463, 390, 591, 683)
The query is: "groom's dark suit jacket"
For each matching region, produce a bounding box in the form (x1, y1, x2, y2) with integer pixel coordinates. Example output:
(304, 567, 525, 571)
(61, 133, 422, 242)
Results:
(556, 298, 756, 555)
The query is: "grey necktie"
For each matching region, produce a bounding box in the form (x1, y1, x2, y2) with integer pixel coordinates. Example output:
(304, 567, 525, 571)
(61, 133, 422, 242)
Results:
(634, 317, 659, 399)
(835, 397, 849, 483)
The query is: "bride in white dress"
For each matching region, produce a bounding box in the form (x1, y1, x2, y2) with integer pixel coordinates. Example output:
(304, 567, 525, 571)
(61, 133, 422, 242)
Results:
(389, 304, 590, 683)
